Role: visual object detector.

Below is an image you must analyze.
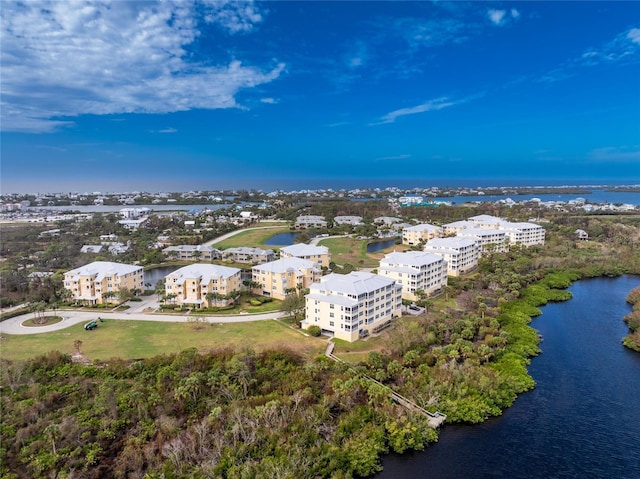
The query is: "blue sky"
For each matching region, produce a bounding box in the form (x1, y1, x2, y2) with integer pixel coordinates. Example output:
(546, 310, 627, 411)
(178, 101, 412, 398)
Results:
(1, 1, 639, 193)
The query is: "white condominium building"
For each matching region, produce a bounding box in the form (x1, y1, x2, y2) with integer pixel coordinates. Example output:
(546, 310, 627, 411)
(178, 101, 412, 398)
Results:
(295, 215, 328, 229)
(64, 261, 144, 305)
(378, 251, 447, 301)
(499, 222, 546, 246)
(423, 237, 479, 276)
(456, 228, 508, 254)
(252, 257, 322, 300)
(279, 243, 331, 268)
(221, 247, 276, 264)
(303, 272, 402, 342)
(162, 245, 220, 261)
(402, 223, 443, 245)
(165, 264, 242, 308)
(334, 215, 363, 226)
(442, 220, 474, 236)
(467, 214, 505, 229)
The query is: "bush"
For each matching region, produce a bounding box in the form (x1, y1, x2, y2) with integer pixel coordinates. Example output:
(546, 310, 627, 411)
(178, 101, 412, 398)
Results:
(307, 325, 322, 337)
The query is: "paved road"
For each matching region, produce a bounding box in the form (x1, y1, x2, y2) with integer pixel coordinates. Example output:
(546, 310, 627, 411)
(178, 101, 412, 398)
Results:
(0, 309, 285, 335)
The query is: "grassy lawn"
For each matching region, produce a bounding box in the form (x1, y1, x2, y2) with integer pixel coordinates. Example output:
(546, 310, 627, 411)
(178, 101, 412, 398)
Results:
(190, 298, 282, 315)
(318, 237, 380, 268)
(212, 226, 291, 249)
(1, 318, 327, 362)
(331, 334, 388, 363)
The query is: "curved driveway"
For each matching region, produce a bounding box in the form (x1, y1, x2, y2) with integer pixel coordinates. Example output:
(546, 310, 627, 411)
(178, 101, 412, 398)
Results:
(0, 309, 285, 335)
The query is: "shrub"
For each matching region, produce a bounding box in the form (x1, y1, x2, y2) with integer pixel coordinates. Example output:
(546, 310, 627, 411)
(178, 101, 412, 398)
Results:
(307, 325, 322, 337)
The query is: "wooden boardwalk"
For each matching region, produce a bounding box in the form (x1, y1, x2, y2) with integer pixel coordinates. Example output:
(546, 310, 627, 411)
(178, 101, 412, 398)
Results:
(325, 342, 446, 428)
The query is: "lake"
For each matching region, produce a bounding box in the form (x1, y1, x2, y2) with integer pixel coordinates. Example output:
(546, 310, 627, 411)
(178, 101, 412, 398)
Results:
(144, 265, 183, 288)
(263, 232, 299, 246)
(376, 275, 640, 479)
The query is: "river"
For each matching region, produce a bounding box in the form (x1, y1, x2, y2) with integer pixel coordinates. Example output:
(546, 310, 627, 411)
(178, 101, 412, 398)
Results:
(377, 275, 640, 479)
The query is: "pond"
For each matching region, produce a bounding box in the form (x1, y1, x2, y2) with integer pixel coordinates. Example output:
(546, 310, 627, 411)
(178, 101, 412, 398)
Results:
(263, 232, 299, 246)
(143, 265, 183, 288)
(366, 238, 398, 253)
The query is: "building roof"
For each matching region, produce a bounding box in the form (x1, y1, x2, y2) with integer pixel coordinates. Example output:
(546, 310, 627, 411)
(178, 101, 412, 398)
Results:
(443, 220, 474, 229)
(380, 251, 445, 268)
(225, 246, 274, 255)
(312, 271, 395, 296)
(468, 214, 504, 224)
(253, 257, 317, 274)
(166, 264, 241, 284)
(65, 261, 142, 282)
(306, 292, 357, 307)
(163, 245, 217, 253)
(456, 228, 506, 238)
(404, 223, 442, 232)
(280, 243, 328, 257)
(424, 237, 476, 249)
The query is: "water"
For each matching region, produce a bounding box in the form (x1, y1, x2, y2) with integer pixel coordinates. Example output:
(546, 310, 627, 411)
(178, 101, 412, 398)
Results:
(263, 232, 298, 246)
(377, 275, 640, 479)
(28, 203, 252, 213)
(367, 239, 398, 253)
(144, 265, 183, 288)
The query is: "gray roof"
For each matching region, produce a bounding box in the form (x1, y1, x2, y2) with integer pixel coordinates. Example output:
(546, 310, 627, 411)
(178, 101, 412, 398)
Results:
(280, 243, 328, 256)
(253, 257, 317, 274)
(381, 251, 444, 268)
(65, 261, 142, 282)
(166, 264, 241, 284)
(311, 271, 395, 296)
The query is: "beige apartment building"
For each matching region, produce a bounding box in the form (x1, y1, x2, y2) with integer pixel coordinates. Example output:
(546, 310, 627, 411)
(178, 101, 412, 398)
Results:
(378, 251, 447, 300)
(279, 243, 331, 268)
(221, 247, 276, 264)
(164, 264, 242, 308)
(499, 222, 546, 246)
(402, 223, 443, 245)
(456, 228, 508, 255)
(252, 257, 322, 300)
(162, 245, 220, 261)
(64, 261, 144, 304)
(423, 237, 479, 276)
(303, 271, 402, 342)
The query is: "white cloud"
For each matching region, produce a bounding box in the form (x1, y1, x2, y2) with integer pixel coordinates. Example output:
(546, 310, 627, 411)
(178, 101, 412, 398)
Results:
(375, 154, 411, 161)
(0, 1, 283, 133)
(158, 127, 177, 134)
(628, 28, 640, 44)
(488, 9, 507, 26)
(588, 146, 640, 163)
(260, 97, 278, 104)
(373, 96, 466, 125)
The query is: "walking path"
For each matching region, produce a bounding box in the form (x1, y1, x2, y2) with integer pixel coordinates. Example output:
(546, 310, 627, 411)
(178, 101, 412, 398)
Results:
(0, 309, 285, 335)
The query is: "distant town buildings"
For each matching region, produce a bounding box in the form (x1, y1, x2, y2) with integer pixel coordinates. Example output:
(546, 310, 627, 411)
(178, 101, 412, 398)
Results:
(334, 215, 363, 226)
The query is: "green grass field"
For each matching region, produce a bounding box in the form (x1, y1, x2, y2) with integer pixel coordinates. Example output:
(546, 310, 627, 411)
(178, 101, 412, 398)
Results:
(212, 226, 291, 249)
(318, 237, 381, 268)
(1, 318, 327, 362)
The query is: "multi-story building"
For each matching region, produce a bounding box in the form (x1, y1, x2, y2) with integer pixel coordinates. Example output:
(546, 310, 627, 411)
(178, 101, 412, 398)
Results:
(456, 228, 508, 255)
(467, 214, 505, 229)
(423, 237, 479, 276)
(164, 264, 242, 308)
(221, 247, 276, 264)
(303, 272, 402, 342)
(279, 243, 331, 268)
(442, 220, 474, 236)
(334, 215, 363, 226)
(64, 261, 144, 304)
(252, 257, 321, 300)
(163, 245, 221, 261)
(402, 223, 443, 245)
(295, 215, 328, 229)
(378, 251, 447, 300)
(499, 222, 546, 246)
